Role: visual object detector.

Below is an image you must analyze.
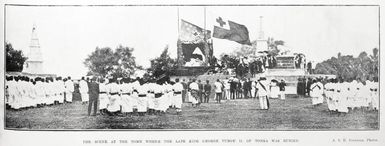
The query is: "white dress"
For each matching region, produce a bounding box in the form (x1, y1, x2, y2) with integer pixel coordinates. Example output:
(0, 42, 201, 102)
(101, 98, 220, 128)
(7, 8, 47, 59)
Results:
(270, 82, 279, 99)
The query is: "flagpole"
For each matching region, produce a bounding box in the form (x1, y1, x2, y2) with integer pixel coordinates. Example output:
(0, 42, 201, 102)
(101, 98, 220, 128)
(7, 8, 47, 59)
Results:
(177, 7, 180, 37)
(204, 6, 207, 41)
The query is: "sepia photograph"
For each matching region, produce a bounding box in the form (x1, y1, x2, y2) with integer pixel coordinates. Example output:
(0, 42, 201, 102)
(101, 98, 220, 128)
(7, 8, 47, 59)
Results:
(3, 4, 380, 132)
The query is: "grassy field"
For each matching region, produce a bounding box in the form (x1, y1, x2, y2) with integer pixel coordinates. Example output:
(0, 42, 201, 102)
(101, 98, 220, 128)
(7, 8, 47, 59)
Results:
(5, 95, 378, 130)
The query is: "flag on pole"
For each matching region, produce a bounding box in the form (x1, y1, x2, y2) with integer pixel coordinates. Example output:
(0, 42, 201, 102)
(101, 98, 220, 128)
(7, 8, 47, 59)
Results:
(179, 19, 211, 44)
(213, 18, 251, 45)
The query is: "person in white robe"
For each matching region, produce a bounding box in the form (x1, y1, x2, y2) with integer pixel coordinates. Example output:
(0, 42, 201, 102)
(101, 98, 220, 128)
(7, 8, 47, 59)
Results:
(98, 78, 109, 115)
(79, 77, 89, 104)
(64, 77, 74, 103)
(336, 81, 349, 115)
(120, 79, 134, 115)
(136, 82, 149, 116)
(310, 79, 324, 106)
(189, 79, 200, 107)
(270, 80, 280, 99)
(106, 78, 121, 115)
(256, 77, 270, 110)
(172, 78, 184, 114)
(147, 83, 156, 114)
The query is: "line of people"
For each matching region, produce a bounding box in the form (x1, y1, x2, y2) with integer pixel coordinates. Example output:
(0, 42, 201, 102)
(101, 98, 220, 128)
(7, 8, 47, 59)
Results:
(211, 77, 287, 102)
(5, 75, 74, 110)
(83, 77, 186, 116)
(310, 77, 379, 115)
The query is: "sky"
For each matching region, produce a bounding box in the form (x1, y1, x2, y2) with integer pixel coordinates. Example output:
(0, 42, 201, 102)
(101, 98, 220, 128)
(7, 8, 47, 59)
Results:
(5, 5, 379, 78)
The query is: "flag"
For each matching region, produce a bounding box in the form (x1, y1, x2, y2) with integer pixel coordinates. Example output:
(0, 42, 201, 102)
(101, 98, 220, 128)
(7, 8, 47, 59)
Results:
(179, 19, 211, 44)
(213, 20, 251, 45)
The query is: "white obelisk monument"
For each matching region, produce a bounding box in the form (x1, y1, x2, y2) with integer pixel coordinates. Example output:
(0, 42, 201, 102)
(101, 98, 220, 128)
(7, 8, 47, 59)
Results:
(23, 24, 44, 74)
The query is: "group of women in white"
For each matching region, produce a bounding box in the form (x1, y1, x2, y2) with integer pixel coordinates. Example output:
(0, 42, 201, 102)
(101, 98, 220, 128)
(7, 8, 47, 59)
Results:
(91, 78, 184, 116)
(5, 75, 74, 110)
(311, 78, 379, 115)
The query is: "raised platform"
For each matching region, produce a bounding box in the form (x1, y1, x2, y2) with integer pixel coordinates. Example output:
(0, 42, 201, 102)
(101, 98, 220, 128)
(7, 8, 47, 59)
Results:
(174, 66, 211, 76)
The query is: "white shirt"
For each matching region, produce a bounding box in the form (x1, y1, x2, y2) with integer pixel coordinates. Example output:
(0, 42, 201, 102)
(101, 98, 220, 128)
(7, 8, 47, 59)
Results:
(256, 80, 269, 96)
(108, 82, 120, 94)
(79, 80, 89, 93)
(189, 82, 199, 90)
(173, 82, 184, 92)
(214, 82, 223, 93)
(64, 80, 74, 92)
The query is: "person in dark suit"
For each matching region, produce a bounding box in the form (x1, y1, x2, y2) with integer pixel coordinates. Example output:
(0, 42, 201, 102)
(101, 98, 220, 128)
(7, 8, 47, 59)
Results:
(198, 80, 204, 104)
(203, 80, 211, 103)
(88, 77, 99, 116)
(181, 79, 187, 103)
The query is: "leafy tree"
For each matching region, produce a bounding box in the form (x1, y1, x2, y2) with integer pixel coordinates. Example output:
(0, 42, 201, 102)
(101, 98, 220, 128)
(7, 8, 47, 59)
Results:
(148, 45, 177, 80)
(314, 48, 379, 81)
(84, 45, 138, 78)
(6, 42, 28, 72)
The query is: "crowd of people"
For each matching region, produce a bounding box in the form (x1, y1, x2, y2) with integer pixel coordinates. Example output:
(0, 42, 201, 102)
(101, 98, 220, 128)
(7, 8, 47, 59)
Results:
(308, 77, 379, 115)
(211, 54, 313, 77)
(5, 74, 379, 116)
(5, 76, 74, 110)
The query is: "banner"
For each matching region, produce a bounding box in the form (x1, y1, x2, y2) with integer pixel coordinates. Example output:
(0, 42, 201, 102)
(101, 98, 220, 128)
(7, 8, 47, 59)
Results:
(213, 19, 251, 45)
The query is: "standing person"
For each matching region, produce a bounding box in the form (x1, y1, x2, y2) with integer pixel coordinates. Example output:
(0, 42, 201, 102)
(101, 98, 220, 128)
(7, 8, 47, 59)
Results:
(236, 79, 243, 99)
(172, 78, 184, 114)
(186, 78, 193, 103)
(120, 78, 134, 116)
(243, 78, 252, 99)
(310, 78, 324, 107)
(214, 79, 223, 103)
(270, 79, 280, 99)
(230, 78, 237, 100)
(224, 78, 231, 100)
(107, 78, 121, 116)
(79, 77, 89, 105)
(203, 80, 211, 103)
(279, 79, 286, 100)
(189, 79, 200, 107)
(336, 79, 348, 116)
(256, 77, 270, 110)
(181, 79, 187, 103)
(198, 80, 204, 103)
(87, 77, 99, 116)
(98, 78, 109, 115)
(306, 78, 312, 96)
(251, 81, 258, 99)
(137, 81, 149, 116)
(64, 76, 74, 103)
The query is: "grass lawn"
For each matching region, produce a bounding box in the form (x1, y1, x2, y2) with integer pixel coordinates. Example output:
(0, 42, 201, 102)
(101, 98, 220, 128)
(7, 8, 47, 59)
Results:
(5, 95, 378, 130)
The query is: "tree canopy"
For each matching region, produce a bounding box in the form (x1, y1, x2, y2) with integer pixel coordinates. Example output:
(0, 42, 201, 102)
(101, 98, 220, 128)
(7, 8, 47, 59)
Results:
(84, 45, 139, 78)
(148, 46, 177, 81)
(314, 48, 379, 81)
(6, 42, 28, 72)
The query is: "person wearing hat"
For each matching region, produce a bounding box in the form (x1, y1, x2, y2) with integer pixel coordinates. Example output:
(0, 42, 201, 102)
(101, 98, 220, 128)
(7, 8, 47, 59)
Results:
(88, 77, 99, 116)
(256, 76, 270, 110)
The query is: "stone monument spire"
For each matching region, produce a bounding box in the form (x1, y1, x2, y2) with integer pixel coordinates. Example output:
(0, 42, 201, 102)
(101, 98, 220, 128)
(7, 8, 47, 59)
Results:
(23, 24, 44, 74)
